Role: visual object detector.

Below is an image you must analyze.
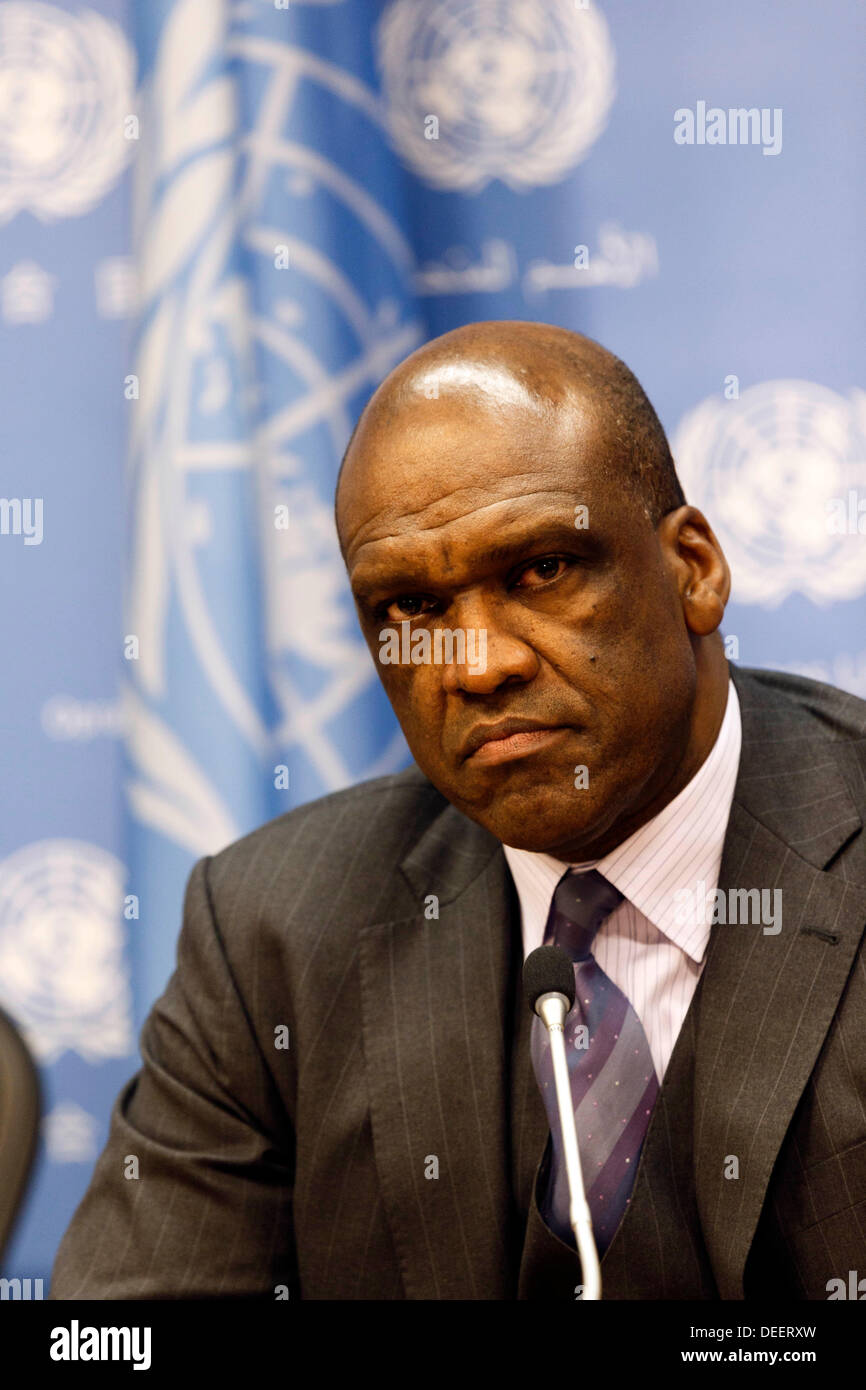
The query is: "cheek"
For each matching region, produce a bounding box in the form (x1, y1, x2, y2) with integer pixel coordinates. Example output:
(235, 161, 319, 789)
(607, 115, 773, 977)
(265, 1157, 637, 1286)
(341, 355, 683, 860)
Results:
(377, 665, 442, 737)
(576, 580, 686, 680)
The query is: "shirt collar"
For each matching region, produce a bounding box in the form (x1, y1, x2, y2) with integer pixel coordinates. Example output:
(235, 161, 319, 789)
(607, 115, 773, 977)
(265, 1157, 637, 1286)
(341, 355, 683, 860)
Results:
(503, 677, 742, 963)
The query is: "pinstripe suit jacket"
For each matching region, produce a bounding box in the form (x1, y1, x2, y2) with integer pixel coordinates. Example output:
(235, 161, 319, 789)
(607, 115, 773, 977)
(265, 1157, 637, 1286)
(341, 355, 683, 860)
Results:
(50, 664, 866, 1300)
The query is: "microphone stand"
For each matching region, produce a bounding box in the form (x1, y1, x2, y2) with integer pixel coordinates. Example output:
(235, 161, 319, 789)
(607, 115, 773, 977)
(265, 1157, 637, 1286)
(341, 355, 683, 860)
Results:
(536, 990, 602, 1301)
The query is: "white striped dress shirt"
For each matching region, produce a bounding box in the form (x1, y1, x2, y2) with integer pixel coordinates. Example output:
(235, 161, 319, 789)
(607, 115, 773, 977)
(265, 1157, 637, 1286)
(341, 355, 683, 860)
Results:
(503, 677, 742, 1083)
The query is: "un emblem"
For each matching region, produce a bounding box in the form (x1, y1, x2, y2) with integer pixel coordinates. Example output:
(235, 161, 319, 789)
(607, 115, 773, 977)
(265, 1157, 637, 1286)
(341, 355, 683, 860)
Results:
(673, 380, 866, 606)
(0, 2, 136, 223)
(377, 0, 616, 191)
(0, 840, 133, 1064)
(124, 0, 422, 848)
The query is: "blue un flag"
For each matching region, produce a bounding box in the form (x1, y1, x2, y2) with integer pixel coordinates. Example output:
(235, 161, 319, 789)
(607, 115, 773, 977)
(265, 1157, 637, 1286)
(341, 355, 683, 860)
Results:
(125, 0, 425, 1009)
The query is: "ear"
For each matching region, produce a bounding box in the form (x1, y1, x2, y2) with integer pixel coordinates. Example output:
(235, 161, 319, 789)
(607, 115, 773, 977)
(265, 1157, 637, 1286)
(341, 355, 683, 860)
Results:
(658, 506, 731, 637)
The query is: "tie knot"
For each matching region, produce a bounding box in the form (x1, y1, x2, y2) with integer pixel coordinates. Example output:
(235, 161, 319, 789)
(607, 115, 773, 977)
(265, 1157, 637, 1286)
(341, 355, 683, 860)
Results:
(545, 869, 623, 961)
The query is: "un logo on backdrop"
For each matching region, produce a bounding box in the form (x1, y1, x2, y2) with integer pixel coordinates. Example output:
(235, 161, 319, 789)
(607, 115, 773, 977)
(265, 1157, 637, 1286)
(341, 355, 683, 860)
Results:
(0, 840, 133, 1064)
(0, 2, 136, 223)
(125, 0, 422, 852)
(673, 380, 866, 606)
(378, 0, 616, 191)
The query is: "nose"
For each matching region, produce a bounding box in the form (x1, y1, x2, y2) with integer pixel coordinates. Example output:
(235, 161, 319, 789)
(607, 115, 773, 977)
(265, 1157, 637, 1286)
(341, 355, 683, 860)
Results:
(439, 594, 539, 695)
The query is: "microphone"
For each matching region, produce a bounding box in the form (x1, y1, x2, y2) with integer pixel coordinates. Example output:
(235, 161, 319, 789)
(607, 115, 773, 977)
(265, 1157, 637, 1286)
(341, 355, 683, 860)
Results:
(523, 945, 602, 1301)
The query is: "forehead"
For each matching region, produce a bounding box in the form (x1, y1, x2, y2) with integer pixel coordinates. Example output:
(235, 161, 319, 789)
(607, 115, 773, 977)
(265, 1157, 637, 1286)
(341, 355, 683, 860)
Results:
(338, 387, 620, 564)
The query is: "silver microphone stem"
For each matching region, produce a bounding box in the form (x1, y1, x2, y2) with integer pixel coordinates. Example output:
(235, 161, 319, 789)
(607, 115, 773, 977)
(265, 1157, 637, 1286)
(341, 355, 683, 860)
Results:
(537, 992, 602, 1301)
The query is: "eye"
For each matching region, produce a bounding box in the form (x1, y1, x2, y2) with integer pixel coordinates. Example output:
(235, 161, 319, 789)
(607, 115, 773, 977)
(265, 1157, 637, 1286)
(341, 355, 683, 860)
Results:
(512, 555, 573, 589)
(379, 594, 437, 622)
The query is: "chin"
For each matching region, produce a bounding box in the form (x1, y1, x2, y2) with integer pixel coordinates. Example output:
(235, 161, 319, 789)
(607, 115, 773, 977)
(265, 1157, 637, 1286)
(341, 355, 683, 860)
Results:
(499, 827, 580, 856)
(472, 794, 602, 858)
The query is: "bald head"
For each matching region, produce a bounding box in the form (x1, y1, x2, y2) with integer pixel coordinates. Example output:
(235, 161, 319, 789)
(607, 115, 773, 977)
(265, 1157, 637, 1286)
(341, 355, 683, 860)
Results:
(335, 321, 685, 553)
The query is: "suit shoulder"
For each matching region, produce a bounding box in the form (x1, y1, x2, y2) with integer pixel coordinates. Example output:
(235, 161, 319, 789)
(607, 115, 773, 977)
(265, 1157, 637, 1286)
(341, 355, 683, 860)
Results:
(205, 762, 446, 885)
(735, 664, 866, 742)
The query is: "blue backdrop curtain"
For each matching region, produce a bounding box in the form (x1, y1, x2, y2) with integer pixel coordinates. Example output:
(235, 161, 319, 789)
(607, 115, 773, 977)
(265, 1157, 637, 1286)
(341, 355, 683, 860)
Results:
(0, 0, 863, 1286)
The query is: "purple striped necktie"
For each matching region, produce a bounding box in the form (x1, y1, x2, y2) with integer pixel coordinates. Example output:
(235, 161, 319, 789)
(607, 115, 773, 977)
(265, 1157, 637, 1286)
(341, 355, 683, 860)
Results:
(530, 868, 660, 1256)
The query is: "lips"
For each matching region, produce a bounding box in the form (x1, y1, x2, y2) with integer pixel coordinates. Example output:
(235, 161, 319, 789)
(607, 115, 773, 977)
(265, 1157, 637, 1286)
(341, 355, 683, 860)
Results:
(459, 719, 570, 763)
(469, 727, 569, 767)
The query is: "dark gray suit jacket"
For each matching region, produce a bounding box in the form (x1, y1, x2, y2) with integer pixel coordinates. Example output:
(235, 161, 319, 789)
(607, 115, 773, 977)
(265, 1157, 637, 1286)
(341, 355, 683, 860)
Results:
(50, 665, 866, 1299)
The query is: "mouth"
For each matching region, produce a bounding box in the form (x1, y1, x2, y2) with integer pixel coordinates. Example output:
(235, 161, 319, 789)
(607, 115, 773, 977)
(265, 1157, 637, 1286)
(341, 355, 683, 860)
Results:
(462, 724, 570, 766)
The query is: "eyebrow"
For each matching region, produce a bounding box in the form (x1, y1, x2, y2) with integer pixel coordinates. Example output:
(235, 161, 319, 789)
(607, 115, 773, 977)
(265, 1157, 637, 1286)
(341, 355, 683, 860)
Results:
(350, 518, 604, 602)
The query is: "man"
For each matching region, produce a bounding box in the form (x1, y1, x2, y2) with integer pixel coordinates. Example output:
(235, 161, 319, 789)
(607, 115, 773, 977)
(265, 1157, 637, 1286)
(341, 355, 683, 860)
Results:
(51, 322, 866, 1300)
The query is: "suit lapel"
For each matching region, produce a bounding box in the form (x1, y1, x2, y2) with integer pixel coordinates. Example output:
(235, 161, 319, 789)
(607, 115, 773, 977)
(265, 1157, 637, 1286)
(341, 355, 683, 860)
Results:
(694, 667, 866, 1298)
(357, 805, 519, 1299)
